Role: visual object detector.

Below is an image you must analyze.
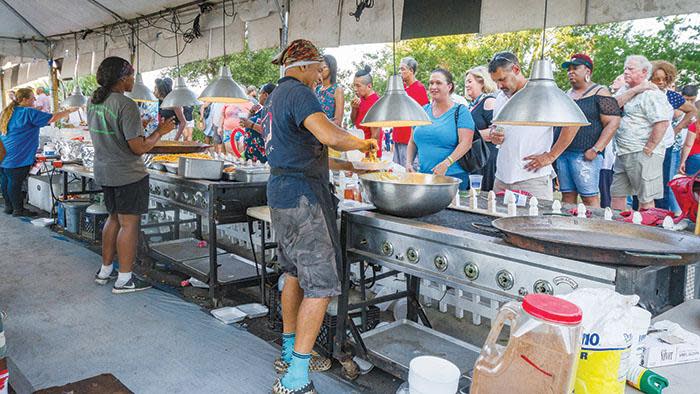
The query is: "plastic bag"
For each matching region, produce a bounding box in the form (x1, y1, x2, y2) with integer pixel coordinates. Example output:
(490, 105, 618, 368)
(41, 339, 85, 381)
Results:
(563, 288, 643, 394)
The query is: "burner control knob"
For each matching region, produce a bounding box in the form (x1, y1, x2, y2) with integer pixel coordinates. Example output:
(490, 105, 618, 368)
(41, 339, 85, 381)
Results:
(163, 189, 170, 198)
(153, 186, 161, 195)
(406, 248, 420, 263)
(533, 280, 554, 295)
(194, 192, 204, 206)
(496, 270, 514, 290)
(380, 241, 393, 256)
(463, 263, 479, 280)
(518, 287, 529, 296)
(434, 255, 448, 272)
(171, 190, 179, 200)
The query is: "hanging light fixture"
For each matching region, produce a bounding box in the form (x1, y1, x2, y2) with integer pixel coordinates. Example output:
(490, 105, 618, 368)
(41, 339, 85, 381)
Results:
(199, 0, 247, 103)
(63, 33, 88, 108)
(126, 25, 157, 102)
(162, 12, 201, 109)
(360, 0, 431, 128)
(492, 0, 589, 127)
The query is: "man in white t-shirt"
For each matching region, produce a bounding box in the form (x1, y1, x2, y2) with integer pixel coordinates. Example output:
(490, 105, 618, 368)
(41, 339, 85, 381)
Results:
(487, 52, 579, 200)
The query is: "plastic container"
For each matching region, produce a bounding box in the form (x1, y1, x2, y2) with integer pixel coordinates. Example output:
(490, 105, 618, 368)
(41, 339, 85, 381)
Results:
(471, 294, 583, 394)
(408, 356, 460, 394)
(63, 201, 91, 234)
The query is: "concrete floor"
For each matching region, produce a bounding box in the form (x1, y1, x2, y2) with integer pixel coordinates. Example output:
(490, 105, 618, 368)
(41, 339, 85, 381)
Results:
(0, 213, 356, 394)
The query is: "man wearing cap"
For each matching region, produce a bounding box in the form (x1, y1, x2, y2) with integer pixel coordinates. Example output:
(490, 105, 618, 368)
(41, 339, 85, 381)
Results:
(266, 39, 377, 394)
(488, 52, 579, 200)
(556, 54, 621, 208)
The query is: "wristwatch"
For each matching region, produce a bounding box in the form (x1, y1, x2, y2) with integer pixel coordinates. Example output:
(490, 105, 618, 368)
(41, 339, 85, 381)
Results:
(591, 146, 602, 154)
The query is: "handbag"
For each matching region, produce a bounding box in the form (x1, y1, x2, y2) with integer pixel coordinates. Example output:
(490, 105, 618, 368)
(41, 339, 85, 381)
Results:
(454, 103, 489, 172)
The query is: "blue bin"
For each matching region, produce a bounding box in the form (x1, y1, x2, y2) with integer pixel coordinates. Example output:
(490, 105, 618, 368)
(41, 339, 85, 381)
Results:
(63, 202, 91, 234)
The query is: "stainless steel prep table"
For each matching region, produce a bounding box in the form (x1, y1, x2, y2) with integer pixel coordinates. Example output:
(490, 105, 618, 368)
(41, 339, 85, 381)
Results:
(145, 169, 268, 305)
(59, 164, 269, 305)
(626, 299, 700, 394)
(333, 198, 699, 380)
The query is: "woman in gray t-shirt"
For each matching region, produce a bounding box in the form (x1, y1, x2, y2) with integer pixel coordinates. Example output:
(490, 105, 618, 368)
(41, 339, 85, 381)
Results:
(87, 56, 174, 294)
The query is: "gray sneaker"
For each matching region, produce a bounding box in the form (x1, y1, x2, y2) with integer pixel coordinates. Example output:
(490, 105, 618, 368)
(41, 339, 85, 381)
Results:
(112, 276, 152, 294)
(95, 268, 119, 285)
(272, 378, 316, 394)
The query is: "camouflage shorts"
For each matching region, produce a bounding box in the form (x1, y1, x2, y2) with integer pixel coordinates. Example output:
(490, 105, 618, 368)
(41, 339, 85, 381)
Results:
(0, 311, 5, 359)
(270, 196, 341, 298)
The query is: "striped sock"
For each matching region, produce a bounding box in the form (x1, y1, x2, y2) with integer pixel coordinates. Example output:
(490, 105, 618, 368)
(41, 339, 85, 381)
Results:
(281, 332, 295, 364)
(281, 351, 311, 390)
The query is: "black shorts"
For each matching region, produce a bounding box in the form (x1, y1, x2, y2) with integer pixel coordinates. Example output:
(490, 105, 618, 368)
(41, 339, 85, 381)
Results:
(103, 175, 150, 215)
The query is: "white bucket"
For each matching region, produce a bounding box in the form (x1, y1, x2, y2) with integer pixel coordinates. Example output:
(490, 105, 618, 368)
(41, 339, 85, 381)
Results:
(408, 356, 460, 394)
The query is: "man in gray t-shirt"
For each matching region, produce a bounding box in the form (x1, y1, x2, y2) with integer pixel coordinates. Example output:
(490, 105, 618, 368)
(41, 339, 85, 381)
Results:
(88, 93, 147, 187)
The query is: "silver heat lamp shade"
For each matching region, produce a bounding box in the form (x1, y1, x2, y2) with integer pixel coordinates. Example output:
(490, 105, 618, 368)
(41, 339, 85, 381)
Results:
(161, 77, 201, 109)
(199, 66, 248, 103)
(360, 75, 432, 128)
(492, 60, 590, 127)
(63, 84, 88, 108)
(125, 73, 157, 102)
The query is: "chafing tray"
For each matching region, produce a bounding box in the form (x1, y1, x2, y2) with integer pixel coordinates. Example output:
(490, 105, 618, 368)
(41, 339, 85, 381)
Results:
(178, 157, 223, 180)
(359, 319, 480, 380)
(234, 166, 270, 183)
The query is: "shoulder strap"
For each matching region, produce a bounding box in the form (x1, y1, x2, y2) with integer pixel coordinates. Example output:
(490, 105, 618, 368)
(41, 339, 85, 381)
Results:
(581, 83, 601, 97)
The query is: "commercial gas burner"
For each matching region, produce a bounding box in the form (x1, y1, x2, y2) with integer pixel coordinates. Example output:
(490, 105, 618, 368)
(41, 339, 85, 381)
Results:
(333, 207, 697, 380)
(147, 170, 268, 305)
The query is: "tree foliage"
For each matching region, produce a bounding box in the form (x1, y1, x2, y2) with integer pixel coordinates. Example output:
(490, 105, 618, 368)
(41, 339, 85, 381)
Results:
(60, 75, 98, 100)
(171, 43, 280, 88)
(340, 16, 700, 96)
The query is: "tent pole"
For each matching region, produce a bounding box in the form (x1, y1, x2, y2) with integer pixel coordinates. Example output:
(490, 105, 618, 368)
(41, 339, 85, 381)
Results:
(1, 69, 5, 109)
(50, 59, 59, 111)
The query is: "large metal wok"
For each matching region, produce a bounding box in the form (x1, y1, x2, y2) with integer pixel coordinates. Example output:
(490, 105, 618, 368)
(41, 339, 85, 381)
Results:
(359, 172, 461, 218)
(492, 216, 700, 266)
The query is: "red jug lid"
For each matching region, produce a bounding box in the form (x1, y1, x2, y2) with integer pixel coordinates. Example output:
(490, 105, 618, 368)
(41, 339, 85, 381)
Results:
(522, 294, 582, 325)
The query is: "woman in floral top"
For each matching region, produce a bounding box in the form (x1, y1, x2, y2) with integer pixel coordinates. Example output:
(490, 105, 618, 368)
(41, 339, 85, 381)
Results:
(315, 54, 344, 126)
(241, 83, 275, 163)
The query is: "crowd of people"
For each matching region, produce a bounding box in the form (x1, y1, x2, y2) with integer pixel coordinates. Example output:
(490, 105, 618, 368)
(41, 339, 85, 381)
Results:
(192, 49, 699, 212)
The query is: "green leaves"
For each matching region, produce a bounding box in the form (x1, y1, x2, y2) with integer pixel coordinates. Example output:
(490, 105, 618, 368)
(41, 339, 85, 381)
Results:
(174, 43, 279, 88)
(339, 16, 700, 95)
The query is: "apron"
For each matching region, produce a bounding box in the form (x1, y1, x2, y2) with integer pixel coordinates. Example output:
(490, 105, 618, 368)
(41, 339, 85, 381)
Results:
(270, 148, 343, 272)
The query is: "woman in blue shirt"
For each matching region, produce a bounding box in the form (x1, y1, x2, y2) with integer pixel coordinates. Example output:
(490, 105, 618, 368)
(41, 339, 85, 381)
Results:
(0, 87, 74, 216)
(406, 68, 475, 190)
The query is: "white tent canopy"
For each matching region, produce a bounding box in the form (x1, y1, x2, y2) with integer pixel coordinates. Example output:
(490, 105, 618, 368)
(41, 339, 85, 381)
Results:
(0, 0, 698, 87)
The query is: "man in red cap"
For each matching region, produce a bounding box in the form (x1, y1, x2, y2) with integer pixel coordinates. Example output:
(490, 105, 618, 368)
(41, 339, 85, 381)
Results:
(266, 39, 377, 394)
(556, 54, 621, 208)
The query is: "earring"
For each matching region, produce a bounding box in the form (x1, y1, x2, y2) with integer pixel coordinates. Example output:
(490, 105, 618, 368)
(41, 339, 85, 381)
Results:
(585, 75, 591, 83)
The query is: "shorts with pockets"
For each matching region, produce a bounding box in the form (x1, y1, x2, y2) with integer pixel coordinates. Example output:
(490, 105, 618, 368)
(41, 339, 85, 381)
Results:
(556, 150, 603, 197)
(270, 195, 341, 298)
(611, 151, 664, 203)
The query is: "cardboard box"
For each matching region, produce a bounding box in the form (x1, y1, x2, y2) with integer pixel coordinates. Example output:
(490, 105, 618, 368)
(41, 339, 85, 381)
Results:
(642, 333, 700, 368)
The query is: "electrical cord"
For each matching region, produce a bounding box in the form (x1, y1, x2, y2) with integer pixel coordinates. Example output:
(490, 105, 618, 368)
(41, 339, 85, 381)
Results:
(350, 0, 374, 21)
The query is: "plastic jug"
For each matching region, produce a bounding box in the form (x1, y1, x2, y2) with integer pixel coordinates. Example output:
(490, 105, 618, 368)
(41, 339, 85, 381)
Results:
(471, 294, 583, 394)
